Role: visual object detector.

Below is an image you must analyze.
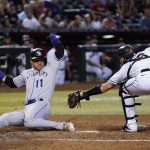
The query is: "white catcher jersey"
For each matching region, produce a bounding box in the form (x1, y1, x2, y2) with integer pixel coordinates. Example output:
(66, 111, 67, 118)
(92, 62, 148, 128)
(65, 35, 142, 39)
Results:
(13, 52, 62, 104)
(109, 47, 150, 85)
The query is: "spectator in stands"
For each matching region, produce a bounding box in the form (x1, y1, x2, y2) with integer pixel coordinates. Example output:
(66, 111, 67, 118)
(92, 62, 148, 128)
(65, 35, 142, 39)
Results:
(38, 9, 55, 30)
(90, 12, 102, 29)
(22, 9, 41, 31)
(67, 15, 86, 29)
(84, 35, 112, 82)
(101, 11, 117, 30)
(115, 0, 140, 29)
(90, 0, 108, 13)
(2, 15, 12, 29)
(0, 2, 5, 28)
(5, 2, 21, 27)
(17, 4, 30, 22)
(8, 0, 23, 13)
(83, 12, 102, 30)
(22, 34, 34, 49)
(53, 14, 66, 28)
(36, 0, 47, 18)
(28, 0, 39, 18)
(1, 32, 18, 47)
(83, 13, 93, 29)
(140, 8, 150, 28)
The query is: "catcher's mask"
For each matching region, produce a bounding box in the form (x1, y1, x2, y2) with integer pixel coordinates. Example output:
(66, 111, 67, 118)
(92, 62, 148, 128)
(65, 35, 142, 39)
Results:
(118, 45, 135, 63)
(30, 48, 47, 64)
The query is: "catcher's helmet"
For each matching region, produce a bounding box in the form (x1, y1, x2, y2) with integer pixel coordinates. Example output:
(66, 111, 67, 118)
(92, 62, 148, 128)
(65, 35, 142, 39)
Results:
(30, 48, 46, 61)
(118, 45, 135, 60)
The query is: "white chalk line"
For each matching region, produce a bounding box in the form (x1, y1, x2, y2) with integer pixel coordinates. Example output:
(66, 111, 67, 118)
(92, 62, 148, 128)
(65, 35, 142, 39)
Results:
(0, 130, 150, 142)
(44, 139, 150, 142)
(2, 138, 150, 142)
(75, 130, 100, 133)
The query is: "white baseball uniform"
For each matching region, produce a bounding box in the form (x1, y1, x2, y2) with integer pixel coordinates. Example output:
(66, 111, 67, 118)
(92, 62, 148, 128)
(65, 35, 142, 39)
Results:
(0, 51, 66, 130)
(109, 47, 150, 128)
(47, 48, 68, 84)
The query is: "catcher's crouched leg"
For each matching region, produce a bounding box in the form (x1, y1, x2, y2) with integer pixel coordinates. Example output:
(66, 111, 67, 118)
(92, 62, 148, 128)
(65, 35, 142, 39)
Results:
(120, 86, 137, 132)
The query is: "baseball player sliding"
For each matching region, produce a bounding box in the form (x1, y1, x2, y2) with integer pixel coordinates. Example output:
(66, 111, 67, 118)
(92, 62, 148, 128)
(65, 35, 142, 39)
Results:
(0, 34, 74, 131)
(68, 45, 150, 132)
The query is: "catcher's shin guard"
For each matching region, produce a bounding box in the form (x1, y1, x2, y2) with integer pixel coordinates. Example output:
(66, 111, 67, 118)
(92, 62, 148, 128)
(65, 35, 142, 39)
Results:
(119, 85, 140, 131)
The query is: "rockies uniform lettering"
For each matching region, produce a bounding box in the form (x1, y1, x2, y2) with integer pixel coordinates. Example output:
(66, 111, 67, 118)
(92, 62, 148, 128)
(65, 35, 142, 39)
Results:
(14, 53, 59, 104)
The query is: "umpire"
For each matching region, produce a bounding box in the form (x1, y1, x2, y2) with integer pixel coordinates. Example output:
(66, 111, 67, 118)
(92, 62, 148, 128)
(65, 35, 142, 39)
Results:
(68, 45, 150, 132)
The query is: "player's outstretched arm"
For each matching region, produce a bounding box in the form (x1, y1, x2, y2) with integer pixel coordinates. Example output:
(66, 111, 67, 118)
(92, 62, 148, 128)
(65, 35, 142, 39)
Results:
(79, 81, 114, 100)
(0, 70, 17, 88)
(68, 81, 115, 108)
(49, 34, 64, 59)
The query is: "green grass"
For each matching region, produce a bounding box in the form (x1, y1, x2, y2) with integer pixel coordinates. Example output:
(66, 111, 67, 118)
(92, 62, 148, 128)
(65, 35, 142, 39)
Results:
(0, 89, 150, 115)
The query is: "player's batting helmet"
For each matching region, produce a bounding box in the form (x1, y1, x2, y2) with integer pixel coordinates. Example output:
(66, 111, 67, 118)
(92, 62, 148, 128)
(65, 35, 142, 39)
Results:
(30, 48, 47, 63)
(118, 45, 135, 60)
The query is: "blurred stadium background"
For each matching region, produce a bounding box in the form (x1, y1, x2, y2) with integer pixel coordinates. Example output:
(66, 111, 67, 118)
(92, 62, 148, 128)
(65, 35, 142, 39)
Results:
(0, 0, 150, 83)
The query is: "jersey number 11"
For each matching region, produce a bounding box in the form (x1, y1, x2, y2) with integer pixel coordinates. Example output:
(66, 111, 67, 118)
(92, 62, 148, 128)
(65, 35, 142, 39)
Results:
(36, 79, 43, 88)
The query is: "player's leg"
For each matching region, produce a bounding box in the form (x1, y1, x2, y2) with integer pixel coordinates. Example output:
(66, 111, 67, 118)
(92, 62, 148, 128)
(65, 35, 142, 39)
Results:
(0, 110, 24, 128)
(120, 74, 150, 132)
(24, 101, 74, 131)
(126, 73, 150, 95)
(119, 78, 138, 132)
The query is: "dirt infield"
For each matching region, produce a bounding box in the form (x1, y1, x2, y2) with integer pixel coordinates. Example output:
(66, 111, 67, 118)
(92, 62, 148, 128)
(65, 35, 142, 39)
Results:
(0, 115, 150, 150)
(0, 83, 150, 150)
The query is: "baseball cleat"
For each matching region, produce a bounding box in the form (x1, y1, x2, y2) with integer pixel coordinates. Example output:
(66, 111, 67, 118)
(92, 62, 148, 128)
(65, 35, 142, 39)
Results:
(122, 124, 138, 132)
(63, 122, 75, 132)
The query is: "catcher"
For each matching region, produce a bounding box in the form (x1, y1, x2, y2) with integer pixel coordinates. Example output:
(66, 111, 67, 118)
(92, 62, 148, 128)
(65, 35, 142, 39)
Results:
(68, 45, 150, 132)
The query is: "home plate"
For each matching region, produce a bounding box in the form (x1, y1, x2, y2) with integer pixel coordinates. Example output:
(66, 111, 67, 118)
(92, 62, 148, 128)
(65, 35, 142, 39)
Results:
(76, 130, 100, 133)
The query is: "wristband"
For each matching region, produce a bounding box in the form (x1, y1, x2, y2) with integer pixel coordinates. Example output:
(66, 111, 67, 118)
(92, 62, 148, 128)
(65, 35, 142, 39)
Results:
(0, 70, 6, 80)
(49, 34, 61, 45)
(86, 85, 102, 97)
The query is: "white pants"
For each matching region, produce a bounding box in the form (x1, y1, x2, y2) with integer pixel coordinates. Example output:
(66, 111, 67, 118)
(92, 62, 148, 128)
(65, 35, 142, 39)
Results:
(125, 72, 150, 95)
(121, 72, 150, 126)
(0, 100, 64, 130)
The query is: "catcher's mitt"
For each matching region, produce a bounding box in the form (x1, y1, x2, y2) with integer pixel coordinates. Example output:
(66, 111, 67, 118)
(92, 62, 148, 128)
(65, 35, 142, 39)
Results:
(68, 91, 81, 108)
(68, 91, 90, 108)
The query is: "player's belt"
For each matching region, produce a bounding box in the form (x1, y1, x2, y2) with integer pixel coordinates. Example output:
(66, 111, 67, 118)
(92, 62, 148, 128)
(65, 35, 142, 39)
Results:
(26, 98, 43, 105)
(141, 68, 150, 73)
